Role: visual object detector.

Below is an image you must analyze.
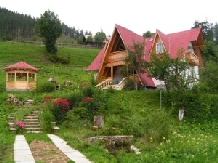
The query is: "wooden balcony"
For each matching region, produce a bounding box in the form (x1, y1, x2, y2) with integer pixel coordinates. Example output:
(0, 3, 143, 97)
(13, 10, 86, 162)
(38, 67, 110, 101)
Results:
(105, 51, 127, 67)
(107, 51, 127, 62)
(186, 52, 199, 66)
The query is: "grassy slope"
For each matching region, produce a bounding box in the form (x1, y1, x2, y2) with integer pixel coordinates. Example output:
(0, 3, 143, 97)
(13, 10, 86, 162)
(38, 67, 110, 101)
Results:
(0, 42, 100, 91)
(1, 42, 218, 163)
(0, 42, 100, 162)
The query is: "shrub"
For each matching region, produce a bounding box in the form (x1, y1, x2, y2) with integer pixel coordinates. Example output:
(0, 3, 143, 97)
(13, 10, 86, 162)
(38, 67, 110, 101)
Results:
(123, 78, 135, 91)
(67, 90, 83, 107)
(83, 97, 92, 103)
(2, 35, 13, 41)
(73, 107, 89, 119)
(54, 98, 71, 114)
(44, 95, 53, 104)
(48, 54, 70, 64)
(82, 85, 95, 97)
(53, 98, 71, 124)
(34, 82, 55, 93)
(39, 106, 55, 133)
(62, 110, 83, 129)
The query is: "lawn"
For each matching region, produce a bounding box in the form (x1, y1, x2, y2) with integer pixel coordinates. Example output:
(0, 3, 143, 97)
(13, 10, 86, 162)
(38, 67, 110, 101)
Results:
(1, 42, 218, 163)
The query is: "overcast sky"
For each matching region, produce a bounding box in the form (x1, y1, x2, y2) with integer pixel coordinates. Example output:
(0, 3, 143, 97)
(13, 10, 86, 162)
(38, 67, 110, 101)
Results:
(1, 0, 217, 36)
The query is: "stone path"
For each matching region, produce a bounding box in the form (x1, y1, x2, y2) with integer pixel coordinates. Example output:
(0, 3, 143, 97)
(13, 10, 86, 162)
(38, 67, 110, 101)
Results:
(14, 134, 93, 163)
(47, 134, 92, 163)
(14, 135, 35, 163)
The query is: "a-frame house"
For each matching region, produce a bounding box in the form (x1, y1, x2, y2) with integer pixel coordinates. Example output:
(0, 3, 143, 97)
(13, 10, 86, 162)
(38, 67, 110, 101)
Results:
(86, 24, 204, 90)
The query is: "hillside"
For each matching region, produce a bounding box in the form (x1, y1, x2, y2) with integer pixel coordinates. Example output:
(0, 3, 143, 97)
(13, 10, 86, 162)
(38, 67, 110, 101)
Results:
(1, 42, 218, 162)
(0, 42, 100, 91)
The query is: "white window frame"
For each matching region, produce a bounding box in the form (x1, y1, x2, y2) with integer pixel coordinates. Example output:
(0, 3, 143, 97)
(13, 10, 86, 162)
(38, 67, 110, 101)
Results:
(156, 43, 163, 54)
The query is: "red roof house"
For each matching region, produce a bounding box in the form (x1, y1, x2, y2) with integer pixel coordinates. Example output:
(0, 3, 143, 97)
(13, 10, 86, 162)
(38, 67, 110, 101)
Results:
(87, 24, 204, 89)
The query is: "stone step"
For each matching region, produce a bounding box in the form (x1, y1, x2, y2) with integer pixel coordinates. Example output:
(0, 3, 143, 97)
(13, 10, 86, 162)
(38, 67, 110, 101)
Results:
(8, 122, 15, 127)
(25, 128, 41, 131)
(25, 124, 40, 128)
(8, 116, 14, 120)
(24, 115, 38, 119)
(23, 119, 39, 122)
(24, 121, 40, 125)
(32, 110, 39, 114)
(9, 127, 16, 133)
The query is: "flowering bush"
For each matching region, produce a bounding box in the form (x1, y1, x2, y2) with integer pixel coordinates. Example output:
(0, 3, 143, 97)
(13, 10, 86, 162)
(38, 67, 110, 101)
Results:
(53, 98, 71, 124)
(44, 95, 53, 104)
(14, 121, 25, 134)
(83, 97, 92, 103)
(54, 98, 70, 113)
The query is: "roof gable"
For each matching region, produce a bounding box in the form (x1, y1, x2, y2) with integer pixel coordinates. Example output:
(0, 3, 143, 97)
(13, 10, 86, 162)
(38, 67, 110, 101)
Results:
(3, 61, 39, 71)
(115, 24, 145, 47)
(146, 28, 202, 59)
(166, 28, 202, 58)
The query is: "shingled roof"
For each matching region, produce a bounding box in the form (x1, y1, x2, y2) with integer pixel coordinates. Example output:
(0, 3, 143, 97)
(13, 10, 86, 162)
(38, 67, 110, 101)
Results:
(3, 61, 39, 71)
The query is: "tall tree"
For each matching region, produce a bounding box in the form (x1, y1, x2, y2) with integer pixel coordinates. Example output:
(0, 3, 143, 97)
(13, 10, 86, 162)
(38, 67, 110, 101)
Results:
(192, 20, 214, 41)
(145, 50, 197, 120)
(143, 30, 152, 38)
(200, 60, 218, 94)
(123, 41, 146, 90)
(94, 30, 106, 47)
(36, 10, 62, 54)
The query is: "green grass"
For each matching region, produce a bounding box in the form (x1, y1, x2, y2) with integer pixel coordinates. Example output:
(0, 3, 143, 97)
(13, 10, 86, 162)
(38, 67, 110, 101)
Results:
(0, 42, 99, 67)
(1, 42, 218, 163)
(25, 133, 52, 144)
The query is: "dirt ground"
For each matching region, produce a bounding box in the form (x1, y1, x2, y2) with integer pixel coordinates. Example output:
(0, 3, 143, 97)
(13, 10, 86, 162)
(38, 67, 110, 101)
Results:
(30, 140, 70, 163)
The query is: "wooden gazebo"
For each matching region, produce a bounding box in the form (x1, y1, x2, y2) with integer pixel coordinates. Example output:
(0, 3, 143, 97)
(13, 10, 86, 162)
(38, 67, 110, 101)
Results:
(3, 61, 39, 91)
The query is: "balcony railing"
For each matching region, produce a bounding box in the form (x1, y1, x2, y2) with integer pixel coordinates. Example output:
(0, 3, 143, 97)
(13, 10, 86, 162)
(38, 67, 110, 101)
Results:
(108, 51, 127, 61)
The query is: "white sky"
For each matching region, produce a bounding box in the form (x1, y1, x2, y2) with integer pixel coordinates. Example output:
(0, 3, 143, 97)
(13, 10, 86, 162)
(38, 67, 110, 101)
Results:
(1, 0, 217, 36)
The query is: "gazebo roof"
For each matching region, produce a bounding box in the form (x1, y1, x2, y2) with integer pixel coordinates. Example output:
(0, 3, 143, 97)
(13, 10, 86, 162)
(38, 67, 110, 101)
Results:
(3, 61, 39, 72)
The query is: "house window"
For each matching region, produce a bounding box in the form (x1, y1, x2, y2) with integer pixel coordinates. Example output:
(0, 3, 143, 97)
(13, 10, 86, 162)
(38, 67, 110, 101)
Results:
(156, 43, 163, 54)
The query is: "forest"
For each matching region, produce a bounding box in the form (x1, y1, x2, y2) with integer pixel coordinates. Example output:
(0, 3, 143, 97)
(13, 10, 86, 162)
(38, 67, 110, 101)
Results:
(0, 7, 91, 42)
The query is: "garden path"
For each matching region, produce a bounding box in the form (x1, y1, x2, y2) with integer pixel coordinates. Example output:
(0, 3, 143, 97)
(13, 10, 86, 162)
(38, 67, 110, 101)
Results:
(14, 134, 93, 163)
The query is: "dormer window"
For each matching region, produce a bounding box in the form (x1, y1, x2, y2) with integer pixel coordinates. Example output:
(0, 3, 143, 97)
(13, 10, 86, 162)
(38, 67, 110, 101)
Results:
(156, 43, 163, 54)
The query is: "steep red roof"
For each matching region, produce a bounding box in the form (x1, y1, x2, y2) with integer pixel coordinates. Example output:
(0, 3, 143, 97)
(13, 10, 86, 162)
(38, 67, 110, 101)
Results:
(144, 37, 153, 62)
(156, 28, 202, 58)
(137, 70, 155, 87)
(116, 24, 145, 47)
(86, 48, 104, 71)
(3, 61, 39, 71)
(86, 25, 202, 88)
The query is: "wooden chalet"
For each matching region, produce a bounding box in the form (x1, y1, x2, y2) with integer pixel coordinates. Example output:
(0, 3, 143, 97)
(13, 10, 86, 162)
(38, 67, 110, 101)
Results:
(3, 61, 39, 91)
(86, 24, 204, 90)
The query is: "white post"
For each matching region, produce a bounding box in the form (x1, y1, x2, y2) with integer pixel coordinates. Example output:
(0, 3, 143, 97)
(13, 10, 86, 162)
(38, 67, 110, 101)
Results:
(160, 90, 162, 110)
(179, 109, 184, 121)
